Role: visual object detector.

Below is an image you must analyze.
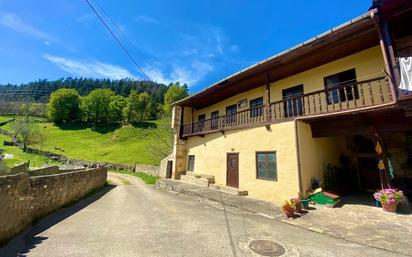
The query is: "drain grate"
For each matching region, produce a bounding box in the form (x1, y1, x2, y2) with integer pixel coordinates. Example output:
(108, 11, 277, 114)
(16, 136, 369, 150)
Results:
(248, 240, 285, 256)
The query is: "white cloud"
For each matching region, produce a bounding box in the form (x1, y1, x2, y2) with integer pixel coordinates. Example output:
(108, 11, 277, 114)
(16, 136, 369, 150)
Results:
(230, 45, 239, 52)
(135, 15, 163, 26)
(76, 13, 94, 23)
(0, 13, 51, 40)
(145, 61, 213, 86)
(43, 54, 136, 80)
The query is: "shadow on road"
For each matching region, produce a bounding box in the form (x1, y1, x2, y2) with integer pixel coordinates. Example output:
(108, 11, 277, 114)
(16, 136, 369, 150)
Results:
(0, 185, 115, 257)
(218, 191, 239, 257)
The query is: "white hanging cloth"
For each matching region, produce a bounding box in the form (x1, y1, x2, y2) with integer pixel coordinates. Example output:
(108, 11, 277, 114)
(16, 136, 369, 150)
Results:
(399, 56, 412, 92)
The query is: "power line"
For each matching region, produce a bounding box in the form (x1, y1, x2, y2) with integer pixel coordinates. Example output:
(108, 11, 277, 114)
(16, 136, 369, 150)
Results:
(83, 0, 151, 81)
(90, 0, 146, 64)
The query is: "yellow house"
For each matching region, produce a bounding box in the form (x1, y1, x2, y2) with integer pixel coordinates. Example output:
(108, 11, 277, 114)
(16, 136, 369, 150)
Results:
(163, 1, 412, 204)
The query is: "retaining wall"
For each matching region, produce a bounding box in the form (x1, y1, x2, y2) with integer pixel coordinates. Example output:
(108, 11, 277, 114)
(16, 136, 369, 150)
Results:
(0, 167, 107, 243)
(24, 147, 161, 177)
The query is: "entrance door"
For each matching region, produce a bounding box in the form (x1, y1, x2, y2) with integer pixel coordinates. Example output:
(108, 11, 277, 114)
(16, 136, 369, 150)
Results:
(282, 85, 304, 118)
(227, 153, 239, 188)
(166, 160, 173, 179)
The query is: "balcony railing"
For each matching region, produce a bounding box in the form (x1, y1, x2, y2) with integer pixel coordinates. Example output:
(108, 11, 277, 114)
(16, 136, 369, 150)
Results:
(181, 76, 393, 137)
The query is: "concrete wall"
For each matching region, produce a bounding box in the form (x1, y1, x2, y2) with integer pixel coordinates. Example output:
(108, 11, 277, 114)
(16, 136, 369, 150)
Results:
(0, 167, 107, 243)
(185, 122, 300, 204)
(296, 121, 346, 194)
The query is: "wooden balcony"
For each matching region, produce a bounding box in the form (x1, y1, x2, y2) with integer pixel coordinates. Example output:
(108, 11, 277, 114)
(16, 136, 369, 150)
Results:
(181, 76, 394, 137)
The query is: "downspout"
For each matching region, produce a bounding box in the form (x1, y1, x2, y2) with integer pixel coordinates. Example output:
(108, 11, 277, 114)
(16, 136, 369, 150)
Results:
(294, 120, 303, 194)
(371, 10, 399, 102)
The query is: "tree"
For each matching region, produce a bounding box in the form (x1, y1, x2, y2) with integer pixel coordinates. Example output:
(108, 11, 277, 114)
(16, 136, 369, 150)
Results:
(123, 90, 150, 122)
(108, 95, 126, 122)
(137, 92, 150, 120)
(81, 88, 115, 123)
(48, 88, 81, 123)
(146, 99, 161, 120)
(10, 119, 47, 152)
(163, 82, 189, 114)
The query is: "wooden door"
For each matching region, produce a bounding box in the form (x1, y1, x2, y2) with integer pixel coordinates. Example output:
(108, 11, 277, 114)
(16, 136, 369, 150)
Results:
(227, 153, 239, 188)
(166, 160, 173, 179)
(282, 85, 304, 118)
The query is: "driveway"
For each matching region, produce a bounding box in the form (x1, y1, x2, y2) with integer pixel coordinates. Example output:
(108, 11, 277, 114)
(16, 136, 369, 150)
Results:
(1, 172, 407, 257)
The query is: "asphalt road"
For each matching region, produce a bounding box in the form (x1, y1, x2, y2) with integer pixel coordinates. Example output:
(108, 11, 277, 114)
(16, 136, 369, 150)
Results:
(1, 172, 407, 257)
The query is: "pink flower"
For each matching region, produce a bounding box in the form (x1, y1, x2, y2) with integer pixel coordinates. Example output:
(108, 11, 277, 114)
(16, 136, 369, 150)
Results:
(373, 189, 403, 205)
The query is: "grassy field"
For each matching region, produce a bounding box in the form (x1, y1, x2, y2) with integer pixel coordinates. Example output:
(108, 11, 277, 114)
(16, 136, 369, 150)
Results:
(0, 116, 14, 123)
(0, 134, 58, 168)
(0, 116, 170, 165)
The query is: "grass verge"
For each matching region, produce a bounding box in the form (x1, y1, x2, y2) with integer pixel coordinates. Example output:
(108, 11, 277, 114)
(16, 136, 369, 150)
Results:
(0, 134, 60, 170)
(110, 170, 160, 185)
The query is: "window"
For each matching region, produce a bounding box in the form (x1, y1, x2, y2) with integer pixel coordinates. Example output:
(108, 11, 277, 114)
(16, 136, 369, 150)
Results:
(196, 114, 206, 132)
(188, 155, 195, 171)
(238, 99, 247, 108)
(249, 97, 263, 118)
(198, 114, 206, 122)
(226, 104, 237, 124)
(211, 111, 219, 130)
(282, 85, 304, 118)
(324, 69, 358, 104)
(256, 152, 277, 181)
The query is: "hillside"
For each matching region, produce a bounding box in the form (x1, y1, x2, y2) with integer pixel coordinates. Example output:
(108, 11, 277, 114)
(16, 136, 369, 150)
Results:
(0, 77, 168, 103)
(0, 117, 171, 166)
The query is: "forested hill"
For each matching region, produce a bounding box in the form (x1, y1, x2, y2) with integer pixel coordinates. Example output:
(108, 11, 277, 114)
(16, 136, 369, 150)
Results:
(0, 77, 168, 103)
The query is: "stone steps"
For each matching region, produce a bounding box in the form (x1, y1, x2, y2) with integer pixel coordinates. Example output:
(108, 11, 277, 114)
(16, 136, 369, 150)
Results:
(185, 172, 215, 183)
(180, 175, 210, 187)
(180, 172, 248, 196)
(209, 184, 248, 196)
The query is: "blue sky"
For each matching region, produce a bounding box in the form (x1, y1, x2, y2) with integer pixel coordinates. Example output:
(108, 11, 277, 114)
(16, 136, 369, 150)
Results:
(0, 0, 371, 92)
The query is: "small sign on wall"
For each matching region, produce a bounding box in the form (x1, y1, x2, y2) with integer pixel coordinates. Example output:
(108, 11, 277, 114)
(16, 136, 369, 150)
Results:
(238, 99, 247, 108)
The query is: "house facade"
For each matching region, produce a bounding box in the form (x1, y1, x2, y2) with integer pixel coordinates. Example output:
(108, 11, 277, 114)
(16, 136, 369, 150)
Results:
(164, 0, 412, 204)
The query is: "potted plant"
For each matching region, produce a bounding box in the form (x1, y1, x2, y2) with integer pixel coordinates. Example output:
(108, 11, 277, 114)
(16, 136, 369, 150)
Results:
(290, 197, 303, 213)
(282, 201, 295, 218)
(299, 193, 310, 209)
(373, 189, 403, 213)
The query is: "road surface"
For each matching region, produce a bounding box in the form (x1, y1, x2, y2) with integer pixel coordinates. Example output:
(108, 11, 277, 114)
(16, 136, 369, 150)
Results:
(1, 172, 406, 257)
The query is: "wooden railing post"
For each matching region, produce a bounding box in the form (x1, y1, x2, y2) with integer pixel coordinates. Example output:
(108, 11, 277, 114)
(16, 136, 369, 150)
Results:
(265, 73, 272, 123)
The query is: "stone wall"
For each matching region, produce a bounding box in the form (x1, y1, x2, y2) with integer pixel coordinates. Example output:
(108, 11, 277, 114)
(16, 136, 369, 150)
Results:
(27, 166, 60, 176)
(24, 147, 161, 177)
(0, 167, 107, 243)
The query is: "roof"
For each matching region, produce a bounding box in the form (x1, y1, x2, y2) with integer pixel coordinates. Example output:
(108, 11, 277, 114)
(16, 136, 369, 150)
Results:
(176, 9, 379, 109)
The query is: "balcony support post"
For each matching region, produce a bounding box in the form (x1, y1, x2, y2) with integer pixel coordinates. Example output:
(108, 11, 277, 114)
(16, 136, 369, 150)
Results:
(265, 73, 272, 123)
(372, 10, 399, 102)
(179, 105, 184, 139)
(191, 105, 194, 134)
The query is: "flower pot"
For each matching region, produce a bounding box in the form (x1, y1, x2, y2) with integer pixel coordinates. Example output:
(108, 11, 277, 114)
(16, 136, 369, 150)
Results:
(294, 204, 303, 213)
(284, 208, 294, 218)
(375, 200, 381, 208)
(301, 199, 310, 209)
(382, 201, 397, 213)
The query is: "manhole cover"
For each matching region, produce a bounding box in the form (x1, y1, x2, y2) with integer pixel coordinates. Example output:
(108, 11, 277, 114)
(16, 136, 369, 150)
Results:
(248, 240, 285, 256)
